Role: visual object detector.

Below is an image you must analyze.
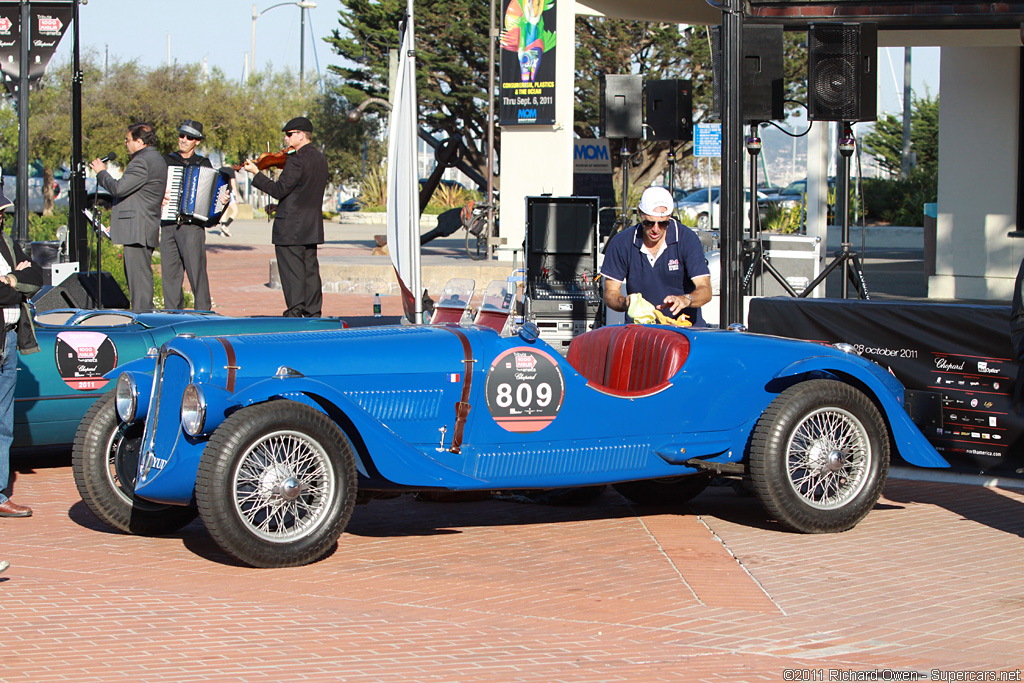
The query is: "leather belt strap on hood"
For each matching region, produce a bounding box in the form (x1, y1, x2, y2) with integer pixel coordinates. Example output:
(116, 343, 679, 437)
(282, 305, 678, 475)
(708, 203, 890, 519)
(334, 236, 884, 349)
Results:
(441, 327, 474, 454)
(215, 337, 238, 393)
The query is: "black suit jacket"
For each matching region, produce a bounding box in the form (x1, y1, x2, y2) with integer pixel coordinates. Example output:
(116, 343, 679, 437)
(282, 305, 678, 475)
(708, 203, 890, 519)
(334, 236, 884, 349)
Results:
(251, 144, 328, 246)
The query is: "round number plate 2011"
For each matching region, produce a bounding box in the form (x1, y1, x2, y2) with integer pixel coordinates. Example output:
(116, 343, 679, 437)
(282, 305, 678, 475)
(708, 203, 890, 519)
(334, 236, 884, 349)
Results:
(485, 347, 565, 433)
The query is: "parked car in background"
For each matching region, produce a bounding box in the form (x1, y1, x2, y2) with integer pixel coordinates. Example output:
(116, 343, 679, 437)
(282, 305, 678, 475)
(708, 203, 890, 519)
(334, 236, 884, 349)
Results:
(758, 178, 837, 212)
(675, 187, 768, 230)
(2, 162, 113, 213)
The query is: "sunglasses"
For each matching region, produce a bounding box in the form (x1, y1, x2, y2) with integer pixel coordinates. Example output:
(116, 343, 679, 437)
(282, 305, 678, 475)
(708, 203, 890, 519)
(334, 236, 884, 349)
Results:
(284, 130, 300, 137)
(179, 133, 200, 141)
(642, 219, 670, 228)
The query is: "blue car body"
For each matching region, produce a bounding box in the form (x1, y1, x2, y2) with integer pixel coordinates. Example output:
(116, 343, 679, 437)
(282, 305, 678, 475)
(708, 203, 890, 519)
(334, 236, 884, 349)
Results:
(15, 308, 348, 449)
(132, 324, 946, 500)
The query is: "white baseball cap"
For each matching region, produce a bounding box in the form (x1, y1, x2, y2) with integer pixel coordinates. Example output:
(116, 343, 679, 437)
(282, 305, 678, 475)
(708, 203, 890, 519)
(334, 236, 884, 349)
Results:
(638, 186, 673, 217)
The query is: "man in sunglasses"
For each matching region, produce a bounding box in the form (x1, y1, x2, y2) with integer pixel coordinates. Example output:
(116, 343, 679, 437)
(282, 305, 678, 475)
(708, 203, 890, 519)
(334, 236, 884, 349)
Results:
(601, 186, 712, 326)
(160, 119, 213, 311)
(244, 116, 329, 317)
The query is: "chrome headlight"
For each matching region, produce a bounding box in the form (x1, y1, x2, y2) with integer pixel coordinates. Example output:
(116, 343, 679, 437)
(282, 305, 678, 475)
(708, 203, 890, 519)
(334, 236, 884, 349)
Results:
(115, 373, 138, 423)
(180, 383, 207, 436)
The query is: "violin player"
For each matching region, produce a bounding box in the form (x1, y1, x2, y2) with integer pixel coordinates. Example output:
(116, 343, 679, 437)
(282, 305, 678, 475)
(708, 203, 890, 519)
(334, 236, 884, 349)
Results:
(243, 116, 329, 317)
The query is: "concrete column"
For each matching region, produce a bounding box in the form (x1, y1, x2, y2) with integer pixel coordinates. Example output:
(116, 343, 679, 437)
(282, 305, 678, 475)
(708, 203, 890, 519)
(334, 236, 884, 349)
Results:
(495, 4, 576, 263)
(930, 46, 1020, 300)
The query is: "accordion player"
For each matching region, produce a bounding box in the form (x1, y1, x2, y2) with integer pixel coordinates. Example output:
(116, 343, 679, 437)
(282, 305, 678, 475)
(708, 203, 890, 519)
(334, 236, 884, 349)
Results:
(161, 166, 231, 227)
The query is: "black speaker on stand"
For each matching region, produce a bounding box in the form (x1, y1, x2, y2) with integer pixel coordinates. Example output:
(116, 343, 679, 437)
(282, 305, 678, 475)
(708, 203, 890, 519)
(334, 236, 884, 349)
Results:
(807, 22, 878, 122)
(711, 24, 785, 122)
(600, 74, 643, 240)
(646, 79, 693, 203)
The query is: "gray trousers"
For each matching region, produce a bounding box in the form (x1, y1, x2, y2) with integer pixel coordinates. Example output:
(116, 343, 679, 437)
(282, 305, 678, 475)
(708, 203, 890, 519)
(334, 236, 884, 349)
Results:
(275, 244, 322, 317)
(122, 244, 155, 311)
(160, 223, 211, 311)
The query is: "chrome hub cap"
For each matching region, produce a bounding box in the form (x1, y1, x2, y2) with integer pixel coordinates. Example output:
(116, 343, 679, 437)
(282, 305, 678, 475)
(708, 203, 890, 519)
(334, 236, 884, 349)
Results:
(232, 430, 336, 542)
(785, 407, 870, 510)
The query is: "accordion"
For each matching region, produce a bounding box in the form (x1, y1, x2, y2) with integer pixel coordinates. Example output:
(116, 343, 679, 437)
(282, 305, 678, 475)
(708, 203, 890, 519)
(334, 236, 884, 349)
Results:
(161, 166, 230, 226)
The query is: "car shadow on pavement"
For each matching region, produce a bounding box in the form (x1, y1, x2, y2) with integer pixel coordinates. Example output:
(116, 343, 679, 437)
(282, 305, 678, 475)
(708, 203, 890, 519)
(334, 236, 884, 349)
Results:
(344, 489, 703, 539)
(882, 480, 1024, 539)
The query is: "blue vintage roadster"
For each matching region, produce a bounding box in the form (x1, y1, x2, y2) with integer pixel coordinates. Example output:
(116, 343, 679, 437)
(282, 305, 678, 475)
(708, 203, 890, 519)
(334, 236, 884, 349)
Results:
(73, 282, 950, 567)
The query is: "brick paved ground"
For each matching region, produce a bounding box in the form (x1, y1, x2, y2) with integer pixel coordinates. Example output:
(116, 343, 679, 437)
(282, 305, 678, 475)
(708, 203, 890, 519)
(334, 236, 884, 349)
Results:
(2, 459, 1022, 682)
(1, 224, 1022, 681)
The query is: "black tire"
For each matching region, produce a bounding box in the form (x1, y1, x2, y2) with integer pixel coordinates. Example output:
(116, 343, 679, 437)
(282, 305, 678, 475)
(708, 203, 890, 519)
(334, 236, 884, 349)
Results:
(195, 400, 358, 568)
(749, 380, 889, 533)
(613, 475, 712, 506)
(72, 390, 198, 535)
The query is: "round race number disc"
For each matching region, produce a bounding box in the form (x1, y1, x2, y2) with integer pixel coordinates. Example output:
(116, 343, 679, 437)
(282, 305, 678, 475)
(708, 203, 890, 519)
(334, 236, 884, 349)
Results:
(485, 347, 565, 433)
(55, 331, 118, 391)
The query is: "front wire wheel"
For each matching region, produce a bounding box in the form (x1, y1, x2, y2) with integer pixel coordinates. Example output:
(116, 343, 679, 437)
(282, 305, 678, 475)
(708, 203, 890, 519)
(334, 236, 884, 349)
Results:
(749, 380, 889, 533)
(196, 400, 357, 568)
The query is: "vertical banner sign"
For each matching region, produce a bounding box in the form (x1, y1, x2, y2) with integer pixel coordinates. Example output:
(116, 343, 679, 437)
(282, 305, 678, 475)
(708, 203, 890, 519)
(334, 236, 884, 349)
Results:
(499, 0, 556, 125)
(0, 5, 18, 91)
(0, 2, 73, 93)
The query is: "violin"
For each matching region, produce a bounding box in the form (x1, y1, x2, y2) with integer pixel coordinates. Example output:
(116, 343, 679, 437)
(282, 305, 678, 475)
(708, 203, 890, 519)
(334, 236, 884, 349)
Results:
(235, 147, 295, 171)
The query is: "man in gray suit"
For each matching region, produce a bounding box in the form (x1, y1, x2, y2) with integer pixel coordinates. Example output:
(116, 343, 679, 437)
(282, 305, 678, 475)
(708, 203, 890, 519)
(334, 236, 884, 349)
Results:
(90, 122, 167, 311)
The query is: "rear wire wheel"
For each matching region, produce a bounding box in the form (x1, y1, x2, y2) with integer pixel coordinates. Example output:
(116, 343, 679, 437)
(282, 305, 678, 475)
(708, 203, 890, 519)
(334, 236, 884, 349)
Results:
(749, 380, 889, 533)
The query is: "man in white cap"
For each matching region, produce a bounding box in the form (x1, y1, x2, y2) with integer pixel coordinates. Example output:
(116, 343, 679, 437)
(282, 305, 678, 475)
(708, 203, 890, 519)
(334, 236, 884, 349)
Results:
(601, 186, 712, 326)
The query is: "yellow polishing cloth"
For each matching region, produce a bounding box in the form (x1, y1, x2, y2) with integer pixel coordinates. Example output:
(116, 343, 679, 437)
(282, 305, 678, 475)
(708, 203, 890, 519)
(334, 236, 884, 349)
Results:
(626, 295, 691, 327)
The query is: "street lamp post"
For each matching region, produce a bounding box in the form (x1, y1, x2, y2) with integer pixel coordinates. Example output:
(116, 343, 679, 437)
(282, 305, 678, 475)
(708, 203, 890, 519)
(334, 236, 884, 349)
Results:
(251, 1, 317, 84)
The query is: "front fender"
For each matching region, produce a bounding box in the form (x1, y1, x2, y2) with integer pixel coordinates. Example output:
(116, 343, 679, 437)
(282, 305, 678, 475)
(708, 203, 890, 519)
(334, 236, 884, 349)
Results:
(229, 376, 489, 488)
(773, 356, 949, 469)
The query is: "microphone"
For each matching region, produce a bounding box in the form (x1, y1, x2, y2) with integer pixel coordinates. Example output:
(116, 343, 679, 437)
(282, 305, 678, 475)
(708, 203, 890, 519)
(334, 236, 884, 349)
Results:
(99, 152, 117, 164)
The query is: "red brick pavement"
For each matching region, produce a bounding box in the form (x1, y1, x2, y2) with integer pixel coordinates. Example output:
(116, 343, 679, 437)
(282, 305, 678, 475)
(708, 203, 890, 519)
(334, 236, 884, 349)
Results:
(2, 455, 1022, 682)
(203, 242, 406, 319)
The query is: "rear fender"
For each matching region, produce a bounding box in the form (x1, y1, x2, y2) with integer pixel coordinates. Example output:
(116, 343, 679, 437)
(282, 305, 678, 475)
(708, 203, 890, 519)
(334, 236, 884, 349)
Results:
(228, 377, 488, 488)
(771, 357, 949, 469)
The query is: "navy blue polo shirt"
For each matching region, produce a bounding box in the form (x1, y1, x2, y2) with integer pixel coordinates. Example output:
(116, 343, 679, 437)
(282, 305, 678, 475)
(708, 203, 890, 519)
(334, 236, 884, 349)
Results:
(601, 219, 711, 326)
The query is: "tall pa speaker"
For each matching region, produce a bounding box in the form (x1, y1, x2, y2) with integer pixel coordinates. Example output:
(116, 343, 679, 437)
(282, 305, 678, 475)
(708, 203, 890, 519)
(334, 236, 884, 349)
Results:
(600, 74, 643, 139)
(646, 79, 693, 142)
(807, 22, 878, 122)
(31, 271, 129, 312)
(711, 24, 785, 122)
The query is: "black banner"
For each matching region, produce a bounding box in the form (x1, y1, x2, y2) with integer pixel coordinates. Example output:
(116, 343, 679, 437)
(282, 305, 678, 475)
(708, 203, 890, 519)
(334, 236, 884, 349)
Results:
(499, 0, 556, 125)
(748, 297, 1023, 477)
(0, 1, 73, 92)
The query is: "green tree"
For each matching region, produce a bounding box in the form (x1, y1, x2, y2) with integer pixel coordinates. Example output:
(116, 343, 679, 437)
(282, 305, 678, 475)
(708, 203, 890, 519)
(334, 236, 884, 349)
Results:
(327, 0, 493, 186)
(862, 93, 939, 177)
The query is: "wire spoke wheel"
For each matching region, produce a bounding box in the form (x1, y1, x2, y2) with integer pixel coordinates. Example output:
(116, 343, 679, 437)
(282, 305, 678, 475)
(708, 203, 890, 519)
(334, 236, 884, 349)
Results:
(197, 400, 357, 567)
(784, 407, 870, 510)
(749, 380, 889, 533)
(232, 430, 336, 543)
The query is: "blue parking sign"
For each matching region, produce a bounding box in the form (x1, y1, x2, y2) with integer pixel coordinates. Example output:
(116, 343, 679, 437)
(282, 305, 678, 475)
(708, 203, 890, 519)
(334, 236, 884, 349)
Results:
(694, 124, 722, 158)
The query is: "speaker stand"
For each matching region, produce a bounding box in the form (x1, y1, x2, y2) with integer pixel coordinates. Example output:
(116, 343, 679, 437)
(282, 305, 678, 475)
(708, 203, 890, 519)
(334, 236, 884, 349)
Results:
(617, 141, 632, 235)
(740, 123, 799, 296)
(666, 143, 677, 217)
(799, 122, 869, 299)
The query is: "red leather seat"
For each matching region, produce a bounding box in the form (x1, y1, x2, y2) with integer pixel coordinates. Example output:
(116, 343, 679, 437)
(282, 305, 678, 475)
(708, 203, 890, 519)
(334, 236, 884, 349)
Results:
(566, 325, 690, 397)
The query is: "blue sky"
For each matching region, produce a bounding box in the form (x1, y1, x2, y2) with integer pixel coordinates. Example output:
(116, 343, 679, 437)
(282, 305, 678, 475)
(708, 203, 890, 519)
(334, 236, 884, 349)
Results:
(50, 1, 938, 113)
(52, 0, 342, 83)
